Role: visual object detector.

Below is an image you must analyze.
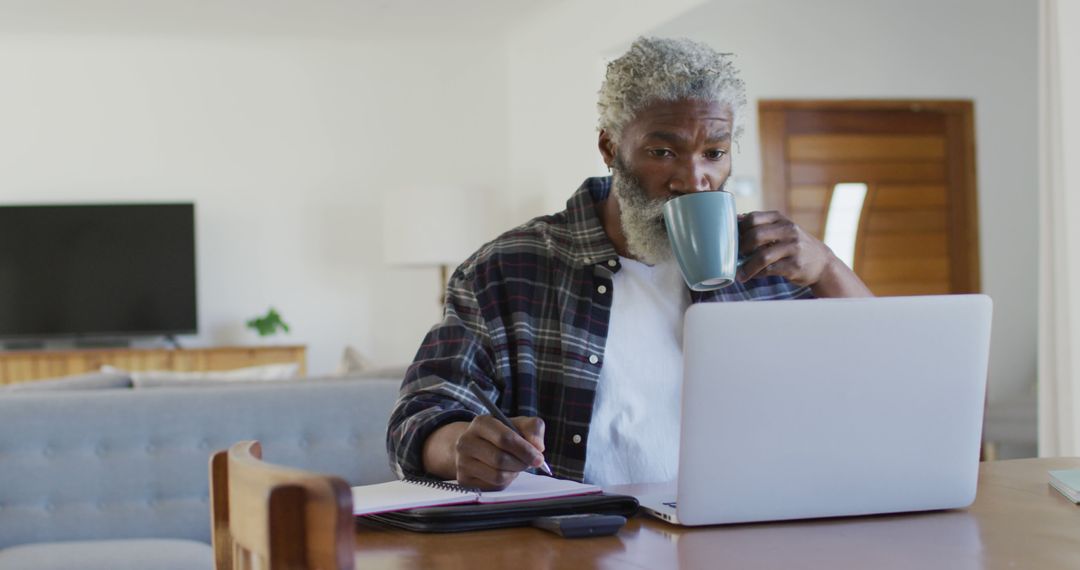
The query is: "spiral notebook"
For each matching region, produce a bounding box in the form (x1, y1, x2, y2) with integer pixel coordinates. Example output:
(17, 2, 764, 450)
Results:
(352, 472, 602, 516)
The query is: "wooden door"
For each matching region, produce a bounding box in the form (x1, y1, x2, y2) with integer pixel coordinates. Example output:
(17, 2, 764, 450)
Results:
(759, 100, 980, 296)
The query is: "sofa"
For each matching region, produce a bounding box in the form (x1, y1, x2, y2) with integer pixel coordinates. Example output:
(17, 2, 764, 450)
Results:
(0, 371, 403, 570)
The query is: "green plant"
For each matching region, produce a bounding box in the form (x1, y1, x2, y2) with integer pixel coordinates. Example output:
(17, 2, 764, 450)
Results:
(246, 307, 291, 337)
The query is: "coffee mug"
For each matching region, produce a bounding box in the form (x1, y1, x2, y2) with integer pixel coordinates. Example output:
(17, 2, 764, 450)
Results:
(662, 191, 739, 291)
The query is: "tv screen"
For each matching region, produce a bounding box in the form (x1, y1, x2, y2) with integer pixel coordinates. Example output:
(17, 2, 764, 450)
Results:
(0, 204, 197, 339)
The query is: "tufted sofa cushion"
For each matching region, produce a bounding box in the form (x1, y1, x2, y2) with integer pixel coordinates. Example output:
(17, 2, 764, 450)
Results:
(0, 538, 212, 570)
(0, 378, 400, 551)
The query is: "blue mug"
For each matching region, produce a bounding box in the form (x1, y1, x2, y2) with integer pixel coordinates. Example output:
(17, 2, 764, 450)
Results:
(662, 191, 739, 291)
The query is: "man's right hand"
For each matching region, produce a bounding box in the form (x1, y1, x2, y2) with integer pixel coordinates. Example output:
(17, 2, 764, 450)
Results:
(422, 416, 546, 491)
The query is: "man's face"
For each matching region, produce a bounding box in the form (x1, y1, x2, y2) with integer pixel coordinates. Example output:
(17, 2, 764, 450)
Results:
(605, 99, 734, 265)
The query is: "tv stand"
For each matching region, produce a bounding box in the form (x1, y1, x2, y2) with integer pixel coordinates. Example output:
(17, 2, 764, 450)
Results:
(2, 340, 46, 351)
(0, 345, 307, 385)
(72, 338, 132, 349)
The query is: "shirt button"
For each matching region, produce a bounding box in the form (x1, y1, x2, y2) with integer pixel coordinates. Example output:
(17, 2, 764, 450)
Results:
(572, 434, 582, 444)
(588, 354, 599, 365)
(607, 259, 617, 268)
(597, 285, 607, 294)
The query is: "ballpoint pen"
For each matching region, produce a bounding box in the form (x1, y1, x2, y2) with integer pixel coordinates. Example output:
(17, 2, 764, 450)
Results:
(467, 380, 555, 477)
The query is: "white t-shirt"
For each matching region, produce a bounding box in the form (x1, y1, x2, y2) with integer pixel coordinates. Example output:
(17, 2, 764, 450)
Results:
(583, 256, 689, 486)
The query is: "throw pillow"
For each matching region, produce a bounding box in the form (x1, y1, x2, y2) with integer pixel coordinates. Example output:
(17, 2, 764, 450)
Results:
(101, 363, 301, 389)
(333, 345, 371, 376)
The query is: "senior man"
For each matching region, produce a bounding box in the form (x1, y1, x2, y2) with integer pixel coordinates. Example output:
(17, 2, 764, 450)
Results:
(387, 37, 872, 490)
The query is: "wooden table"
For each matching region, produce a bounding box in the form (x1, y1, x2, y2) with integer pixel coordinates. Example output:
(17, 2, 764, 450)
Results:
(354, 458, 1080, 569)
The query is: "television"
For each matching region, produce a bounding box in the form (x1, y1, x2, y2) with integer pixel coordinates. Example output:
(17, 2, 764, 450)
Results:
(0, 204, 197, 341)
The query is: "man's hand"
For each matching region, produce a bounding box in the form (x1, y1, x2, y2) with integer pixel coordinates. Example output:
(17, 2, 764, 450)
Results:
(737, 211, 873, 298)
(422, 416, 546, 491)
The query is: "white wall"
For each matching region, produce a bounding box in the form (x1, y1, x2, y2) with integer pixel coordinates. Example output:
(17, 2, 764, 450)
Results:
(504, 0, 709, 220)
(506, 0, 1039, 408)
(1057, 2, 1080, 307)
(0, 1, 1041, 411)
(0, 34, 509, 374)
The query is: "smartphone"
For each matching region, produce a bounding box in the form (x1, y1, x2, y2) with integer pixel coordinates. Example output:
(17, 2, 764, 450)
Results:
(531, 513, 627, 538)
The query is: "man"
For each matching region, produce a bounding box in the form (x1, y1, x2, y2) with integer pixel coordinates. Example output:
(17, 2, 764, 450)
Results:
(387, 37, 872, 490)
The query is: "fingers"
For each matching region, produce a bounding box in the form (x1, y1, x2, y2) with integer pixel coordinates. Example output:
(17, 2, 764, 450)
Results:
(455, 415, 544, 490)
(511, 416, 546, 453)
(457, 461, 521, 491)
(738, 214, 798, 257)
(737, 210, 785, 232)
(737, 210, 832, 286)
(737, 240, 799, 282)
(468, 416, 544, 468)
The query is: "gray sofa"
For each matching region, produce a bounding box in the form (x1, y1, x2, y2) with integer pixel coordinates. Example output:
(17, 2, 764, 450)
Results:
(0, 373, 403, 570)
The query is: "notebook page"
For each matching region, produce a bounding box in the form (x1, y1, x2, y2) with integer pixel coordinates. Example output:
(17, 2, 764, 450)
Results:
(352, 480, 478, 516)
(477, 472, 602, 504)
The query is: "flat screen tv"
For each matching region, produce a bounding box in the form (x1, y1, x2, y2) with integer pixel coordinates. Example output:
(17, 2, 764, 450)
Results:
(0, 204, 197, 341)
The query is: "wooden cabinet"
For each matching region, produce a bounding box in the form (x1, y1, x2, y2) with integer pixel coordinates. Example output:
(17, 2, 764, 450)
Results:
(0, 345, 307, 385)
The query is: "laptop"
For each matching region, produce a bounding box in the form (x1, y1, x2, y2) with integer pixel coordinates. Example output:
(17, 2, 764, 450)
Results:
(638, 294, 993, 526)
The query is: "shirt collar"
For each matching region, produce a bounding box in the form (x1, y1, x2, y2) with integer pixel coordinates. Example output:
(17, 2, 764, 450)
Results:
(565, 176, 619, 267)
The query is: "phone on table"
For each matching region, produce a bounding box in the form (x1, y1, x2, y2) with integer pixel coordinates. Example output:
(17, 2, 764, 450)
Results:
(532, 513, 627, 538)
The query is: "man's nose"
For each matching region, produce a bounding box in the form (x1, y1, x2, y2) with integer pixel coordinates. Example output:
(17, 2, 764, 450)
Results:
(668, 159, 715, 194)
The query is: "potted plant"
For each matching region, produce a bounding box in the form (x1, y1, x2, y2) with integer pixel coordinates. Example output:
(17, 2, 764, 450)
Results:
(246, 307, 291, 344)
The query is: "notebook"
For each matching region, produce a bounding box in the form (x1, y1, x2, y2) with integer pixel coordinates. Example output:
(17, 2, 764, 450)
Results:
(352, 472, 601, 516)
(1048, 469, 1080, 503)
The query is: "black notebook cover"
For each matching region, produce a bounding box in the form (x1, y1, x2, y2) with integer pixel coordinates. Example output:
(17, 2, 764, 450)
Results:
(361, 492, 640, 533)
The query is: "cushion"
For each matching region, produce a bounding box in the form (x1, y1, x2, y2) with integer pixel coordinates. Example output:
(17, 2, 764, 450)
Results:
(0, 371, 132, 393)
(100, 363, 301, 389)
(0, 538, 212, 570)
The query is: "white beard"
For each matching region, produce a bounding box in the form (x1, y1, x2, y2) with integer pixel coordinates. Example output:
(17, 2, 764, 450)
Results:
(610, 159, 674, 266)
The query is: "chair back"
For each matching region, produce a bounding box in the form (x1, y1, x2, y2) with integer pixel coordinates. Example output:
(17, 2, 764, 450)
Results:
(210, 440, 354, 570)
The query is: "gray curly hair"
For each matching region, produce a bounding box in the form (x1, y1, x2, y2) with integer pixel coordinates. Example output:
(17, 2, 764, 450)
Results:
(597, 37, 747, 141)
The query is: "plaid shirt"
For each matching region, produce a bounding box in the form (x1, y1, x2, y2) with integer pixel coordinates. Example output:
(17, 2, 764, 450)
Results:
(387, 176, 813, 482)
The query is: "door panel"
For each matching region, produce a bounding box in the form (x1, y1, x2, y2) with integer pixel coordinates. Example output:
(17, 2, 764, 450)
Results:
(863, 209, 949, 233)
(859, 257, 951, 282)
(788, 161, 948, 185)
(784, 107, 946, 135)
(787, 134, 947, 161)
(872, 185, 948, 209)
(860, 233, 949, 257)
(789, 185, 830, 209)
(788, 184, 830, 239)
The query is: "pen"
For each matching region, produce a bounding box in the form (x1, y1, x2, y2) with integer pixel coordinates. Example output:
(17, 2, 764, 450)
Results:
(466, 380, 555, 477)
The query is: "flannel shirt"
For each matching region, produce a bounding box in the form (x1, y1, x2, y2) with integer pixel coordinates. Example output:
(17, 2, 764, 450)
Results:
(387, 176, 814, 482)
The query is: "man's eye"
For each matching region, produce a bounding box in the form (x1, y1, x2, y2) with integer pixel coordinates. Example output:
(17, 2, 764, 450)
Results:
(706, 149, 728, 160)
(649, 149, 675, 158)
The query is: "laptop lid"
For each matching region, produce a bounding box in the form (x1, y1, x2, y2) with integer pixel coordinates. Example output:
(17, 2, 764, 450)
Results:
(676, 294, 992, 526)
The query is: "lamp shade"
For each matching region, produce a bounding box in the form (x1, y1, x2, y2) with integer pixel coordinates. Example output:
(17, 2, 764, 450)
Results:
(382, 186, 488, 267)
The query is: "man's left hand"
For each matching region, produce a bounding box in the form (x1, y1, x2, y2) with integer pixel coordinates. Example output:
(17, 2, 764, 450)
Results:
(736, 211, 834, 286)
(736, 210, 874, 298)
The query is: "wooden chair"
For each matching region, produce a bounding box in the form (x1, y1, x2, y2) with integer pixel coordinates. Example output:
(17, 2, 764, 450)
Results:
(209, 441, 355, 570)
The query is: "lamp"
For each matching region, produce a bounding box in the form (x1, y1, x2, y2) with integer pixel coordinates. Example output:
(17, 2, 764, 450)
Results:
(382, 186, 488, 306)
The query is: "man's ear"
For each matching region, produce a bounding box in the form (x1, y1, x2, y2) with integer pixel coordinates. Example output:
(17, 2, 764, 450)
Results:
(598, 129, 617, 168)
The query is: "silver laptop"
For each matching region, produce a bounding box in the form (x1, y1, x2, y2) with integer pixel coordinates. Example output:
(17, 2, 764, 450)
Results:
(639, 294, 993, 526)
